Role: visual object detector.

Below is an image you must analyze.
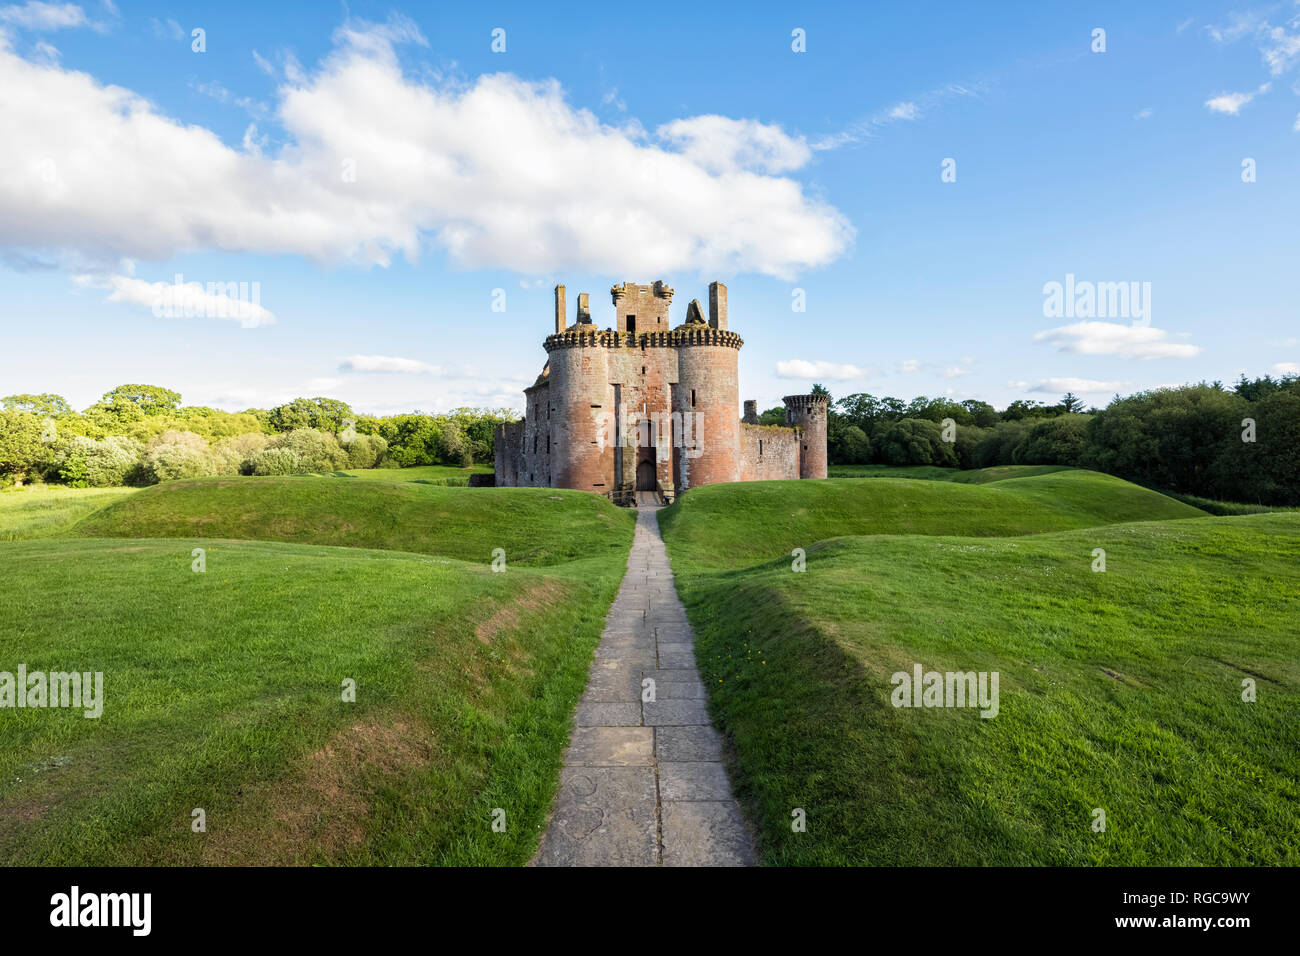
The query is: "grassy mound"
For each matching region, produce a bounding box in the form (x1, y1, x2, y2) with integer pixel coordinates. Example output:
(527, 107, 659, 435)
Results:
(828, 464, 1072, 482)
(660, 470, 1204, 568)
(0, 486, 138, 541)
(663, 505, 1300, 865)
(1, 477, 635, 865)
(72, 476, 629, 566)
(0, 535, 630, 865)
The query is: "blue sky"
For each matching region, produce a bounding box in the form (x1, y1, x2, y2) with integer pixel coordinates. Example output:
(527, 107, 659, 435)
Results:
(1, 0, 1298, 416)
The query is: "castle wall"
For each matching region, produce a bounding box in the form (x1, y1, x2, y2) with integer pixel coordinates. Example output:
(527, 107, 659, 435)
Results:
(738, 423, 801, 481)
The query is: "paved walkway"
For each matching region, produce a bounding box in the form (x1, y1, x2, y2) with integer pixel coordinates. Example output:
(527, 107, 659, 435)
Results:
(532, 501, 755, 866)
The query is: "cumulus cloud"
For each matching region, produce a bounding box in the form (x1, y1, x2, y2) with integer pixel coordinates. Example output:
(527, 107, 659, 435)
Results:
(0, 1, 90, 31)
(1034, 321, 1202, 360)
(340, 355, 446, 374)
(775, 359, 864, 380)
(1205, 84, 1269, 114)
(74, 273, 275, 327)
(655, 115, 812, 175)
(1028, 377, 1129, 394)
(0, 17, 852, 279)
(1270, 361, 1300, 374)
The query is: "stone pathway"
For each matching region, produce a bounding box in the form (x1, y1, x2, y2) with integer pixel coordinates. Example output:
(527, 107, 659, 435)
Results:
(532, 501, 755, 866)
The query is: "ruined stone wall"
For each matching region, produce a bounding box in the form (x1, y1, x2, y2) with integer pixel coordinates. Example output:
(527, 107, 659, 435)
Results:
(738, 423, 801, 481)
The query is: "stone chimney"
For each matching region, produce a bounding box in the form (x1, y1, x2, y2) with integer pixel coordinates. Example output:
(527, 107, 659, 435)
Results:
(554, 284, 566, 334)
(709, 281, 727, 330)
(742, 400, 758, 424)
(577, 292, 591, 324)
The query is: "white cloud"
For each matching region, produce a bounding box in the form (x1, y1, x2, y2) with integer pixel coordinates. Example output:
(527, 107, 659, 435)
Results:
(899, 359, 920, 373)
(1262, 21, 1300, 75)
(940, 365, 973, 379)
(149, 16, 182, 41)
(0, 18, 851, 279)
(655, 115, 812, 175)
(74, 273, 275, 327)
(0, 2, 88, 30)
(1270, 361, 1300, 374)
(339, 355, 442, 374)
(775, 359, 865, 380)
(1035, 321, 1202, 360)
(1134, 107, 1153, 120)
(1205, 84, 1270, 114)
(1028, 377, 1129, 394)
(812, 81, 981, 150)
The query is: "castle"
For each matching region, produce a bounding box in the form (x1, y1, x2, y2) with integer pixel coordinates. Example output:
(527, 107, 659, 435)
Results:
(493, 280, 828, 504)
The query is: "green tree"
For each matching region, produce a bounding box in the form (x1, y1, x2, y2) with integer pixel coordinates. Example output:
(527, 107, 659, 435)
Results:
(98, 384, 182, 416)
(2, 393, 73, 418)
(875, 418, 957, 467)
(0, 410, 45, 481)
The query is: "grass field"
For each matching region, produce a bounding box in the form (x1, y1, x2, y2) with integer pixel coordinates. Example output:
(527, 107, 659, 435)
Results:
(0, 485, 139, 541)
(304, 463, 493, 483)
(828, 463, 1072, 482)
(660, 469, 1300, 865)
(661, 469, 1203, 568)
(0, 478, 635, 865)
(73, 477, 618, 566)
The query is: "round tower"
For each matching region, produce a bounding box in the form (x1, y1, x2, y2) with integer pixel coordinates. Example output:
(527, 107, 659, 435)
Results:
(673, 328, 742, 489)
(545, 328, 611, 491)
(783, 393, 829, 479)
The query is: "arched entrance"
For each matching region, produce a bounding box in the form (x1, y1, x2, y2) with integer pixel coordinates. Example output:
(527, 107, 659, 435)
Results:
(636, 459, 656, 492)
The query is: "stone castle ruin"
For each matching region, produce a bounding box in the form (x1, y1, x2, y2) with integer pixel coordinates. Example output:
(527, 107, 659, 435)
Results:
(493, 280, 828, 504)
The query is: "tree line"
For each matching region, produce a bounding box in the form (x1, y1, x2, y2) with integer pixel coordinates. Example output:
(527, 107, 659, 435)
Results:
(0, 385, 512, 487)
(761, 375, 1300, 505)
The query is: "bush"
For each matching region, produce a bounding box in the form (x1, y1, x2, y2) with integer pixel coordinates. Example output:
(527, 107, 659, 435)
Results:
(971, 420, 1031, 469)
(266, 428, 348, 472)
(874, 419, 957, 467)
(212, 433, 270, 474)
(248, 448, 303, 476)
(57, 436, 144, 487)
(145, 444, 214, 482)
(343, 433, 388, 469)
(0, 409, 46, 482)
(952, 425, 989, 469)
(1012, 414, 1091, 466)
(837, 425, 872, 464)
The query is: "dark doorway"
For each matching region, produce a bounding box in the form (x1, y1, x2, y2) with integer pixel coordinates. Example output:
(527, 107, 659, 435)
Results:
(636, 459, 656, 491)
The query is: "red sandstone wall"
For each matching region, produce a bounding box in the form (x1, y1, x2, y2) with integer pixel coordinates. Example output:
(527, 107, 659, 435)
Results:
(675, 343, 740, 489)
(738, 423, 801, 481)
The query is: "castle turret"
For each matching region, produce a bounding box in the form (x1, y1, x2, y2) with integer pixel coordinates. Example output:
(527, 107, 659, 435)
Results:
(674, 313, 742, 490)
(783, 393, 829, 479)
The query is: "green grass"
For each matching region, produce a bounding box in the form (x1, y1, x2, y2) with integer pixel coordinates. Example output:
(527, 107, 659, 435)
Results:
(72, 476, 623, 566)
(305, 464, 492, 482)
(660, 474, 1299, 865)
(0, 482, 635, 866)
(0, 485, 139, 541)
(660, 470, 1204, 569)
(828, 463, 1072, 482)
